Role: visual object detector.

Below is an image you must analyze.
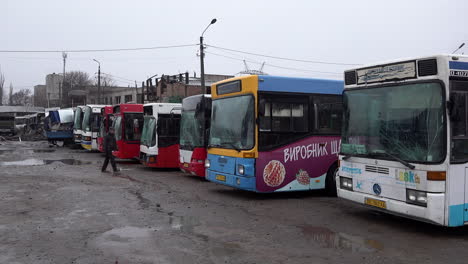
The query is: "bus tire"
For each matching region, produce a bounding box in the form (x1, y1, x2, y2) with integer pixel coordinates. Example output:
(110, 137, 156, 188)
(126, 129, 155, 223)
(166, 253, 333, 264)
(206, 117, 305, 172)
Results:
(325, 163, 338, 197)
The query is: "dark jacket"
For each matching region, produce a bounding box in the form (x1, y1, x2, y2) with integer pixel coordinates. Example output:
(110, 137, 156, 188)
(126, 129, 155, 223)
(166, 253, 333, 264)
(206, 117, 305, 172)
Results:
(103, 133, 117, 156)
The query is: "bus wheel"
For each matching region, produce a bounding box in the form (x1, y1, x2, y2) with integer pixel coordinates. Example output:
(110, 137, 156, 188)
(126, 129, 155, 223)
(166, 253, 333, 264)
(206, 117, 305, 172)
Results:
(325, 163, 338, 197)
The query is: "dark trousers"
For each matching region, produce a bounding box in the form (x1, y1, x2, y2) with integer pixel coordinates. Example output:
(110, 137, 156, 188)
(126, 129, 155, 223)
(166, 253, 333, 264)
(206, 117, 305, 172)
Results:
(102, 154, 117, 172)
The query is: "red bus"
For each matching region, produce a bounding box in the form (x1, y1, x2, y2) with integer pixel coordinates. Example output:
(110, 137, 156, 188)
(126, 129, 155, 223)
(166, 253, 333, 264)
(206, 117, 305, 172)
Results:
(98, 106, 114, 152)
(112, 104, 144, 159)
(179, 94, 211, 177)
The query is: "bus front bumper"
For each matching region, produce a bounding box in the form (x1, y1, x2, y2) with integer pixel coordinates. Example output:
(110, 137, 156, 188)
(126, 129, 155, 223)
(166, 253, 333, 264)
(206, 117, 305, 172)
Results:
(180, 162, 205, 177)
(337, 187, 446, 226)
(206, 170, 256, 191)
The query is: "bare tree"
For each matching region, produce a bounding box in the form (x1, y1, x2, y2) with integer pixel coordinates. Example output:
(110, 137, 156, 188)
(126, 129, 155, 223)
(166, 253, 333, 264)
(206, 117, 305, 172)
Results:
(96, 74, 116, 87)
(8, 82, 13, 105)
(10, 88, 32, 106)
(64, 71, 93, 88)
(0, 66, 4, 106)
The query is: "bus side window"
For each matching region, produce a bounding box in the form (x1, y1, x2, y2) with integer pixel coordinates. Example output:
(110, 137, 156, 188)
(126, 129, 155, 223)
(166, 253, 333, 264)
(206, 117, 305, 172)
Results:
(259, 100, 271, 131)
(450, 80, 468, 162)
(258, 95, 309, 151)
(313, 95, 343, 134)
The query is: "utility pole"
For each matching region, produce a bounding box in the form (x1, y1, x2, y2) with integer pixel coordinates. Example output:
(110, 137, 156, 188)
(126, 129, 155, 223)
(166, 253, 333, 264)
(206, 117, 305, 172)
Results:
(93, 59, 101, 104)
(61, 52, 67, 107)
(134, 80, 138, 103)
(199, 35, 205, 94)
(199, 18, 217, 94)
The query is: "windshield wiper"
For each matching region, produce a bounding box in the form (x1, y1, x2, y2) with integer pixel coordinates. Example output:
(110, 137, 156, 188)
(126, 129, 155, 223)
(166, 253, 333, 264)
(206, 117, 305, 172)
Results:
(342, 155, 352, 160)
(370, 151, 415, 170)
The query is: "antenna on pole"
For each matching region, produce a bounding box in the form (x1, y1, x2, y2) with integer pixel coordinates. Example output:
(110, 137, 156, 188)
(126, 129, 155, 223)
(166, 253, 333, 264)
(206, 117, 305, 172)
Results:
(453, 43, 465, 54)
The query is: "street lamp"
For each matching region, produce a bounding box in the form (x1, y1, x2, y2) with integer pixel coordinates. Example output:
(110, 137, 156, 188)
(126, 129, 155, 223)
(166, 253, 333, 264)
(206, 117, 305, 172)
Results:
(93, 59, 101, 104)
(200, 18, 217, 94)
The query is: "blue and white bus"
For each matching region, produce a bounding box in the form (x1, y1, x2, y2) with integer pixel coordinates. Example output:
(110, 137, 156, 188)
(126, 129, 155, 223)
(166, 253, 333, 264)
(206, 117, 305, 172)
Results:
(337, 54, 468, 226)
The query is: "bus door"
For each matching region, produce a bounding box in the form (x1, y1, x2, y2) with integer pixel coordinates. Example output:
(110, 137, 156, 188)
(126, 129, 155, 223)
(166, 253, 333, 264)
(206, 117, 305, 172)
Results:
(449, 79, 468, 224)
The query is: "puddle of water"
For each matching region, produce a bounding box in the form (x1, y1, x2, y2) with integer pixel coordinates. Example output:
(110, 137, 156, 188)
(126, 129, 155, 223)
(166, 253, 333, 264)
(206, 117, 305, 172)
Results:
(32, 149, 56, 153)
(44, 159, 92, 165)
(299, 225, 384, 252)
(0, 159, 45, 166)
(0, 149, 56, 155)
(0, 159, 93, 166)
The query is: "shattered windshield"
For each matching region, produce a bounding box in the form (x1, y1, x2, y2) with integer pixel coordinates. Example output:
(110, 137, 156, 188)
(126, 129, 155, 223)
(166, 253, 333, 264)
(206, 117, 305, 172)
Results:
(341, 82, 445, 163)
(209, 95, 254, 150)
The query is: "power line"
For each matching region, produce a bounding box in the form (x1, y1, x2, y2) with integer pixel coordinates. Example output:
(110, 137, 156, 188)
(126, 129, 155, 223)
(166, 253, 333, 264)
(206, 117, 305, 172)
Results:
(0, 44, 198, 53)
(205, 51, 341, 75)
(100, 72, 134, 83)
(206, 44, 360, 66)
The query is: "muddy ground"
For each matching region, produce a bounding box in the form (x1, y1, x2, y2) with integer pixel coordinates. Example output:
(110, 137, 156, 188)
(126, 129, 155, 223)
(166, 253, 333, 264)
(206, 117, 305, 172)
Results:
(0, 141, 468, 264)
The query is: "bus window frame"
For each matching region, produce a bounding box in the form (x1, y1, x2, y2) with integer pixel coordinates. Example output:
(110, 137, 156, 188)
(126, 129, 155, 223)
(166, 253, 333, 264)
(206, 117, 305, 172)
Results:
(258, 91, 342, 152)
(449, 79, 468, 164)
(341, 79, 448, 165)
(209, 93, 256, 151)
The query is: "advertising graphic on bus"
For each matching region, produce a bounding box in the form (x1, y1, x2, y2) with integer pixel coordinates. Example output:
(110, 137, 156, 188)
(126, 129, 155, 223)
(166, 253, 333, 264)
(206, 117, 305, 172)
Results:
(337, 54, 468, 226)
(179, 94, 211, 177)
(81, 105, 107, 151)
(140, 103, 182, 168)
(205, 75, 343, 193)
(97, 106, 114, 153)
(111, 104, 144, 159)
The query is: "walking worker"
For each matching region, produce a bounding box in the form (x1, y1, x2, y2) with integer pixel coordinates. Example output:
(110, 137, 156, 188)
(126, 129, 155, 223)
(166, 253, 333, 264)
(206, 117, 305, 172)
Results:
(101, 127, 118, 173)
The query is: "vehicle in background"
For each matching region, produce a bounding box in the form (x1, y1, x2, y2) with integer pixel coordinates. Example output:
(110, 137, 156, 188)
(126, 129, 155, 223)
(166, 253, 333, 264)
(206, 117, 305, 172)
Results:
(73, 106, 86, 144)
(14, 115, 27, 133)
(140, 103, 181, 168)
(179, 94, 211, 177)
(98, 106, 114, 152)
(205, 75, 343, 193)
(112, 104, 144, 159)
(0, 113, 16, 135)
(44, 108, 75, 144)
(337, 54, 468, 226)
(81, 105, 107, 150)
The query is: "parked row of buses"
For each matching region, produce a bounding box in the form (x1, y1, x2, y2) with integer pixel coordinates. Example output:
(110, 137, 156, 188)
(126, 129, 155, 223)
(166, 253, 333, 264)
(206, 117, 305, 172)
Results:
(70, 54, 468, 227)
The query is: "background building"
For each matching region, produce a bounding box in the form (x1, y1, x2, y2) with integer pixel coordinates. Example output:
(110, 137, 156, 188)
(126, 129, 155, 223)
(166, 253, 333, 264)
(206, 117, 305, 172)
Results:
(34, 72, 233, 107)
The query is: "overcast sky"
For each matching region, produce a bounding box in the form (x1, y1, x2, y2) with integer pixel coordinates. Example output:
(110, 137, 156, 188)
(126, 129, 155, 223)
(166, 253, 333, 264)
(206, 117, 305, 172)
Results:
(2, 0, 467, 92)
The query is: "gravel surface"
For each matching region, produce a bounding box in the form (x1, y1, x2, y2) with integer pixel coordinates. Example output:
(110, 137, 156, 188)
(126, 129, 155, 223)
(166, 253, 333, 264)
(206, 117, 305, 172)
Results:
(1, 141, 468, 264)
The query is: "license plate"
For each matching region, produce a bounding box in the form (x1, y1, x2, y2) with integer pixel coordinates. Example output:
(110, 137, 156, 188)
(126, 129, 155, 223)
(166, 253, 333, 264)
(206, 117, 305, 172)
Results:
(215, 174, 226, 182)
(365, 197, 386, 209)
(183, 163, 189, 168)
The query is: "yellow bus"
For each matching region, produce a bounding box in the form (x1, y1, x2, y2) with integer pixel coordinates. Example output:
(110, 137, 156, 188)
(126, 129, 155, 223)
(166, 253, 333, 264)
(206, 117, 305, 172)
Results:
(205, 75, 343, 193)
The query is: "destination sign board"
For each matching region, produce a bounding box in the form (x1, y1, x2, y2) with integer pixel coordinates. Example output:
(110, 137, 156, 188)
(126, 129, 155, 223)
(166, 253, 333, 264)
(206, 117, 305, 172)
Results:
(357, 61, 416, 84)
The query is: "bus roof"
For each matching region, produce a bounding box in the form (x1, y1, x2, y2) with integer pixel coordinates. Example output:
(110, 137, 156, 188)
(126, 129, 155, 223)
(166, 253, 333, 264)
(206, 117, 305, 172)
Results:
(346, 54, 468, 72)
(258, 75, 343, 94)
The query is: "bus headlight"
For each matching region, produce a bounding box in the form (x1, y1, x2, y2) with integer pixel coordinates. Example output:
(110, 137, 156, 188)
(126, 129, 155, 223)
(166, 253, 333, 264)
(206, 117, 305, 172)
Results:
(340, 177, 353, 191)
(237, 164, 245, 175)
(204, 159, 210, 168)
(406, 189, 427, 207)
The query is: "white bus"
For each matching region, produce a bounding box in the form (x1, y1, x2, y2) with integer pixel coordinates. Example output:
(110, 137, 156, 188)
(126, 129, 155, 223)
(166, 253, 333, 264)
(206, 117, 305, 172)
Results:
(139, 103, 181, 168)
(73, 105, 86, 144)
(81, 105, 108, 150)
(337, 54, 468, 226)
